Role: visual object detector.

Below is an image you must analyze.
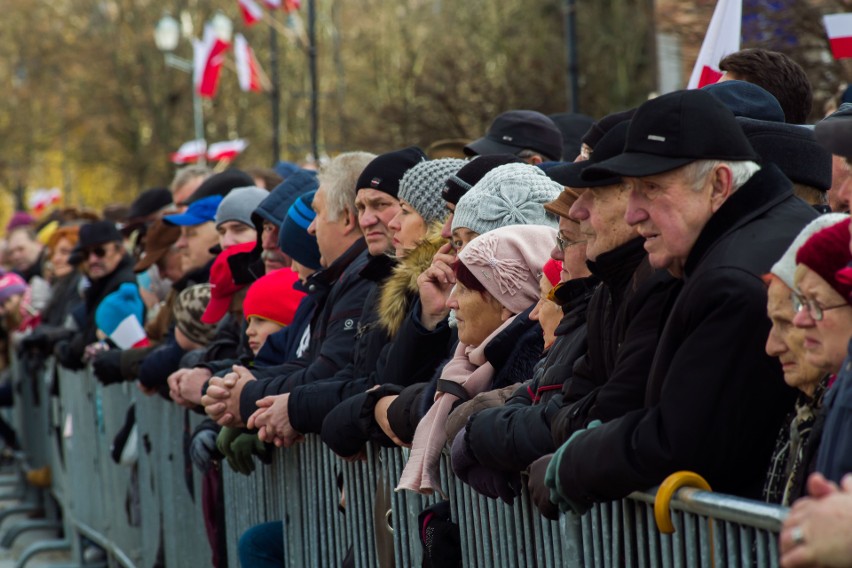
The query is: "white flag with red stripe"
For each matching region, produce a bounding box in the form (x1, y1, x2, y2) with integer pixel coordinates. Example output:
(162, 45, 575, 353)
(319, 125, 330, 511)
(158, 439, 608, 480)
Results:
(171, 140, 207, 164)
(824, 14, 852, 60)
(238, 0, 264, 25)
(235, 34, 265, 92)
(193, 24, 231, 98)
(263, 0, 282, 8)
(687, 0, 742, 89)
(28, 188, 62, 215)
(207, 139, 249, 162)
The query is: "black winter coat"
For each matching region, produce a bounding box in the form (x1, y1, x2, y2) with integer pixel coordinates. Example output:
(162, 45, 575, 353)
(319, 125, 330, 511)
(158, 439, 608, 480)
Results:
(239, 239, 373, 420)
(555, 165, 816, 506)
(54, 255, 138, 370)
(460, 275, 596, 473)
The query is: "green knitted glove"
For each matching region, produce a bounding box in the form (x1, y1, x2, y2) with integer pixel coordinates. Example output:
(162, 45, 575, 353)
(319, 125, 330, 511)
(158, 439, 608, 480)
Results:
(545, 419, 602, 515)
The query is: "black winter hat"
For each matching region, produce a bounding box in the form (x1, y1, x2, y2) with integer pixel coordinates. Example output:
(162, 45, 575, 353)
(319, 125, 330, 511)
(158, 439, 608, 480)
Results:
(183, 169, 255, 205)
(581, 108, 636, 150)
(354, 146, 427, 198)
(549, 112, 595, 160)
(737, 117, 831, 191)
(582, 90, 760, 181)
(547, 121, 630, 189)
(815, 103, 852, 159)
(79, 220, 123, 249)
(441, 154, 522, 205)
(465, 110, 563, 161)
(702, 80, 785, 122)
(126, 187, 173, 221)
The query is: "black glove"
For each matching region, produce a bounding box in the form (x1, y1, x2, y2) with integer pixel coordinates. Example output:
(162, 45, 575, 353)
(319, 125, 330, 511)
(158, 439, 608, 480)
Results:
(93, 350, 125, 386)
(189, 424, 222, 473)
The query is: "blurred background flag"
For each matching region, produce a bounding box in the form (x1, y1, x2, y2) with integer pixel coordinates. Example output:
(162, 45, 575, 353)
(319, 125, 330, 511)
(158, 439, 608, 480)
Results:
(824, 13, 852, 60)
(687, 0, 742, 88)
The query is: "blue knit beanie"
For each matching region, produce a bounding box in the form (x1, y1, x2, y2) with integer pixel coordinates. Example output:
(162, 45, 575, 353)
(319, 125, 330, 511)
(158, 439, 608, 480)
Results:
(279, 191, 322, 270)
(95, 282, 148, 348)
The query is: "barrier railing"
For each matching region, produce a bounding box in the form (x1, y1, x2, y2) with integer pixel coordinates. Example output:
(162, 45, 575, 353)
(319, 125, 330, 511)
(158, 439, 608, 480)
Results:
(7, 356, 791, 568)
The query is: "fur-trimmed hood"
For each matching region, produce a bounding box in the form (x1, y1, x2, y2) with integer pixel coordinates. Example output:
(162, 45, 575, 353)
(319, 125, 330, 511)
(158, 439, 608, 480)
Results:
(378, 221, 447, 338)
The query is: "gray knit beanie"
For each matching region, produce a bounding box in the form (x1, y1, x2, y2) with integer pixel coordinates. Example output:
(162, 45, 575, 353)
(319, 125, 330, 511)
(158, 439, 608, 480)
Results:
(771, 213, 848, 290)
(452, 163, 561, 234)
(399, 158, 466, 224)
(215, 186, 269, 228)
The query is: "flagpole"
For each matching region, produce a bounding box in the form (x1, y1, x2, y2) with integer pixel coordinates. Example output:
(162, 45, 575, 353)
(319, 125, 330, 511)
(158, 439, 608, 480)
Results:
(308, 0, 319, 163)
(270, 24, 282, 164)
(193, 90, 206, 166)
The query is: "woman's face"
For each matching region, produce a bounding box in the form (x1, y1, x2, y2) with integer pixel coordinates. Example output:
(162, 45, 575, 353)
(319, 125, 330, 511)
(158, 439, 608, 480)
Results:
(50, 237, 75, 278)
(388, 200, 427, 258)
(446, 281, 507, 347)
(245, 316, 285, 355)
(530, 274, 562, 349)
(792, 266, 852, 374)
(765, 279, 823, 396)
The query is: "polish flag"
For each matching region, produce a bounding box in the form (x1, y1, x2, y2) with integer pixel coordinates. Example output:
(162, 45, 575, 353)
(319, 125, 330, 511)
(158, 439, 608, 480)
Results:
(238, 0, 264, 25)
(193, 24, 231, 98)
(687, 0, 742, 89)
(28, 188, 62, 215)
(824, 14, 852, 60)
(263, 0, 282, 8)
(170, 140, 207, 164)
(283, 0, 301, 12)
(207, 139, 249, 162)
(235, 34, 264, 93)
(109, 315, 150, 350)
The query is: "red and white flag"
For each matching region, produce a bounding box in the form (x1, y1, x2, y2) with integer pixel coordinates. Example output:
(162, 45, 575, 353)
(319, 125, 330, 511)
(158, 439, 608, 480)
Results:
(824, 14, 852, 60)
(170, 140, 207, 164)
(687, 0, 742, 89)
(235, 34, 265, 92)
(238, 0, 264, 25)
(193, 24, 231, 98)
(28, 188, 62, 215)
(283, 0, 301, 12)
(207, 139, 249, 162)
(263, 0, 282, 8)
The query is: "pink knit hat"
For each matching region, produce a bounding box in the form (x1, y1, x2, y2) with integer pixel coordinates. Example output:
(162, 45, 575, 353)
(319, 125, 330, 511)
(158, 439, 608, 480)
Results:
(458, 224, 556, 315)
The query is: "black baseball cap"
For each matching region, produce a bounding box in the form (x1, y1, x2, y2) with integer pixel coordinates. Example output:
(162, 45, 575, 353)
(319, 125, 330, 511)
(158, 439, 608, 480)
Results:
(464, 110, 563, 162)
(582, 90, 760, 181)
(815, 103, 852, 159)
(546, 121, 630, 189)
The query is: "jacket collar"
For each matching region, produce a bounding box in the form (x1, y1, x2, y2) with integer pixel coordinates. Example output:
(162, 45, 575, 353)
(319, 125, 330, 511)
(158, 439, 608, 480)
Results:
(360, 252, 397, 282)
(306, 237, 367, 292)
(684, 164, 792, 277)
(587, 237, 646, 288)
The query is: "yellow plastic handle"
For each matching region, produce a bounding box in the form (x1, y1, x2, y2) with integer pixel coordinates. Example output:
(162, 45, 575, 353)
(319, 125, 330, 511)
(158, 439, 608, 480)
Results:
(654, 471, 712, 534)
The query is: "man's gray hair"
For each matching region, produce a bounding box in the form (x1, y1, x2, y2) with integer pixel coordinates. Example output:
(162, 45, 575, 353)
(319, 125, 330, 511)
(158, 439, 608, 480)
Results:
(318, 152, 376, 221)
(684, 160, 761, 192)
(170, 165, 212, 194)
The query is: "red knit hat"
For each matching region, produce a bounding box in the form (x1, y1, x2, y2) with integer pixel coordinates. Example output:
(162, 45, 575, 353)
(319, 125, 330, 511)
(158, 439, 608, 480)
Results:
(243, 268, 305, 326)
(543, 258, 563, 287)
(202, 241, 256, 324)
(796, 218, 852, 302)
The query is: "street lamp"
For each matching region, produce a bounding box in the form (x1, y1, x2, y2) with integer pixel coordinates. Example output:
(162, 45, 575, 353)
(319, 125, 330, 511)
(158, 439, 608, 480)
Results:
(155, 13, 207, 165)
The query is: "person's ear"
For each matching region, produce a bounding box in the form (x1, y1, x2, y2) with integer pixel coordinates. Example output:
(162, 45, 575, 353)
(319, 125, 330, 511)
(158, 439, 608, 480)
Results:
(709, 164, 734, 213)
(342, 208, 359, 236)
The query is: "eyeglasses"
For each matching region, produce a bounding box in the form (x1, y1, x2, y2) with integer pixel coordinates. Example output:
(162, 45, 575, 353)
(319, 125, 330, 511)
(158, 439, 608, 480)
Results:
(792, 293, 848, 322)
(84, 246, 109, 259)
(555, 232, 586, 252)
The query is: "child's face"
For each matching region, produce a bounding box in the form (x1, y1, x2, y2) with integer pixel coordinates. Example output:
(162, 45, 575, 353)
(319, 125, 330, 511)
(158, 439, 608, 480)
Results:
(245, 316, 284, 355)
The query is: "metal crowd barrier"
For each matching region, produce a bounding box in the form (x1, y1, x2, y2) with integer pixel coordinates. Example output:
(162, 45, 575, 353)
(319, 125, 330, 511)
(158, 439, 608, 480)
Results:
(7, 356, 792, 567)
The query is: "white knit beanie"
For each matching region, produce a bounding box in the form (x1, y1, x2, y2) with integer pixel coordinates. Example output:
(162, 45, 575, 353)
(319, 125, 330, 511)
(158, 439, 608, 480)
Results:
(771, 213, 848, 289)
(399, 158, 467, 224)
(451, 163, 561, 235)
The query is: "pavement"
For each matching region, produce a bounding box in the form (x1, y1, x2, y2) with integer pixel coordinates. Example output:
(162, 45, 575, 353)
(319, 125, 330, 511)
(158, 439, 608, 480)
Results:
(0, 471, 71, 567)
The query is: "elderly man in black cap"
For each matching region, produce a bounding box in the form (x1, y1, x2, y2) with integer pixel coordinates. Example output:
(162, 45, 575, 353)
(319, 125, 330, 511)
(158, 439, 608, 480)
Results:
(54, 220, 140, 370)
(816, 103, 852, 212)
(533, 89, 817, 513)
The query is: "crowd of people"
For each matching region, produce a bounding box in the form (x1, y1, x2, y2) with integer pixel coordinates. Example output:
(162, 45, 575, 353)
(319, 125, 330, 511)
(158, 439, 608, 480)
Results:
(1, 47, 852, 567)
